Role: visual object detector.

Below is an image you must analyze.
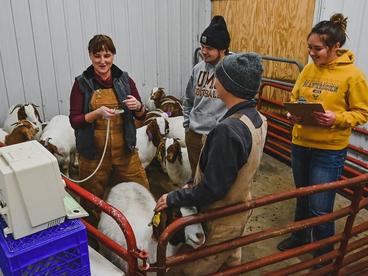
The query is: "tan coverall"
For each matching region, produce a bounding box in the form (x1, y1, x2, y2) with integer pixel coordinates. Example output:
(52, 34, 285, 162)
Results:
(185, 129, 206, 180)
(79, 88, 149, 226)
(168, 113, 267, 275)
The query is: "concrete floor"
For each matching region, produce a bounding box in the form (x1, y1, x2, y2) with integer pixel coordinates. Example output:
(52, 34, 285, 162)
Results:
(146, 153, 368, 275)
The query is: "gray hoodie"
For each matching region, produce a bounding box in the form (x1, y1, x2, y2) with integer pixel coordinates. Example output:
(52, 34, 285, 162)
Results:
(183, 60, 227, 134)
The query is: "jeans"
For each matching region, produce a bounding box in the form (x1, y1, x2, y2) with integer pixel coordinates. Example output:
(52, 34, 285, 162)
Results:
(291, 144, 347, 257)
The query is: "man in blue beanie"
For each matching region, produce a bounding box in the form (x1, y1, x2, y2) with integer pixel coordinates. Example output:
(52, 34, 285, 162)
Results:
(183, 15, 231, 180)
(155, 53, 267, 274)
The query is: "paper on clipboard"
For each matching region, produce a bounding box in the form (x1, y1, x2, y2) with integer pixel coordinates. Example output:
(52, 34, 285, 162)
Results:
(284, 102, 325, 126)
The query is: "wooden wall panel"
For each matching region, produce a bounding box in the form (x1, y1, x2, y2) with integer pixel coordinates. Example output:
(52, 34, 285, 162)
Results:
(212, 0, 315, 113)
(212, 0, 315, 82)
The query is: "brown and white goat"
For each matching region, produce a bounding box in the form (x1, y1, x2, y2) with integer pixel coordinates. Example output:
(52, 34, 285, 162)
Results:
(4, 120, 39, 145)
(3, 103, 43, 140)
(98, 182, 205, 273)
(146, 87, 166, 111)
(146, 87, 183, 117)
(165, 138, 192, 185)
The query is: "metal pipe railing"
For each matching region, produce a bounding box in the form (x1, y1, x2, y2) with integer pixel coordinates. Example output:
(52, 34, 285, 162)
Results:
(63, 177, 147, 276)
(152, 174, 368, 275)
(261, 55, 304, 73)
(258, 81, 368, 187)
(60, 76, 368, 275)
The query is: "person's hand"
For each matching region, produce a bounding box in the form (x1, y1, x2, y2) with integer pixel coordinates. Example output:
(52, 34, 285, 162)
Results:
(123, 95, 143, 111)
(98, 106, 116, 119)
(314, 110, 336, 127)
(154, 194, 168, 212)
(182, 181, 193, 188)
(286, 112, 301, 124)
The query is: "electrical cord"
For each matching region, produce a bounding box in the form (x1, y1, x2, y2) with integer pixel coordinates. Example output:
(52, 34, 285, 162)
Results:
(61, 118, 110, 183)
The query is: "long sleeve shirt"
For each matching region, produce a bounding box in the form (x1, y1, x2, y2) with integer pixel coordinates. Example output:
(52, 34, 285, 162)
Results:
(183, 60, 227, 134)
(69, 71, 141, 129)
(167, 100, 263, 208)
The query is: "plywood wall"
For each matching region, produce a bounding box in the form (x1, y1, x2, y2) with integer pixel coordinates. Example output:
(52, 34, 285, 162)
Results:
(212, 0, 315, 82)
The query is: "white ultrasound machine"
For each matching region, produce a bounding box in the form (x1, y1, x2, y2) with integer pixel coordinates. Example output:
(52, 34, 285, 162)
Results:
(0, 141, 87, 239)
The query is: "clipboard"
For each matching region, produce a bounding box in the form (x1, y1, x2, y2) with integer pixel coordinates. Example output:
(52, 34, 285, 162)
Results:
(284, 102, 325, 126)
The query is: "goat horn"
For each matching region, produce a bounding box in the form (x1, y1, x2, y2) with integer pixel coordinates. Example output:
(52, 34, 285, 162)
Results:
(10, 104, 23, 114)
(11, 121, 25, 127)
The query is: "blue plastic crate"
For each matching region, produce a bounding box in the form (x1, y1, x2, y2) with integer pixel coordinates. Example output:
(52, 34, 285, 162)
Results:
(0, 217, 90, 276)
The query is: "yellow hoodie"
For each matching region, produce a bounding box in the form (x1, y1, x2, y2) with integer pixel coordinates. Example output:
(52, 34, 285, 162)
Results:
(291, 50, 368, 150)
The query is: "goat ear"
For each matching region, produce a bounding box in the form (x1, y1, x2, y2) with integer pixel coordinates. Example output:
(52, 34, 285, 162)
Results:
(164, 120, 169, 135)
(146, 123, 154, 141)
(32, 104, 42, 123)
(26, 131, 34, 140)
(17, 106, 27, 120)
(147, 130, 153, 141)
(156, 139, 166, 162)
(151, 211, 167, 242)
(41, 122, 48, 130)
(151, 121, 162, 147)
(158, 89, 165, 96)
(175, 140, 183, 165)
(49, 142, 63, 156)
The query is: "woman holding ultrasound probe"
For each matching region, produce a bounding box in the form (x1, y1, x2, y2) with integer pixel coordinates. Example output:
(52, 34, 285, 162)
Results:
(69, 34, 149, 226)
(277, 14, 368, 263)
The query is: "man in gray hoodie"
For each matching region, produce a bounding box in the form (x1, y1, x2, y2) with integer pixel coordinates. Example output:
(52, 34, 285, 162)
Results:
(183, 15, 230, 178)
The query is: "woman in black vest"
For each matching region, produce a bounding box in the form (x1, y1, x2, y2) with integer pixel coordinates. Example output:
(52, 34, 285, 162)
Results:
(69, 34, 149, 226)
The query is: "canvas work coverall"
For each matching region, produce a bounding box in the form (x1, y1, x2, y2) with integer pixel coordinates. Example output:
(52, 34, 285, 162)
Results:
(79, 88, 149, 226)
(168, 113, 267, 275)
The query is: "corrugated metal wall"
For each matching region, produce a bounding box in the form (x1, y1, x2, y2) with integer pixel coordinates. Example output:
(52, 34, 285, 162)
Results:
(314, 0, 368, 75)
(314, 0, 368, 162)
(0, 0, 211, 124)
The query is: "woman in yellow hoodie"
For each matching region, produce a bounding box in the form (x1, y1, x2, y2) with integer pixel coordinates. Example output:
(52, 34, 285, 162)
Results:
(277, 13, 368, 261)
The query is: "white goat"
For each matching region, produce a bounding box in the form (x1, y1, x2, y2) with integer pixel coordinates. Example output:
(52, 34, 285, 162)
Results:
(40, 115, 76, 176)
(165, 138, 192, 185)
(98, 182, 205, 273)
(166, 116, 186, 147)
(136, 117, 166, 168)
(3, 103, 43, 140)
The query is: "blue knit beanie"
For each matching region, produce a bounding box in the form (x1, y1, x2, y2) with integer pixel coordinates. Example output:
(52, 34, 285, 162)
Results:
(215, 52, 263, 100)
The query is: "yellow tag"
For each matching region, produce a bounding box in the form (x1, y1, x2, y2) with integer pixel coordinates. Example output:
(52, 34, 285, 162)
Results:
(152, 212, 161, 227)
